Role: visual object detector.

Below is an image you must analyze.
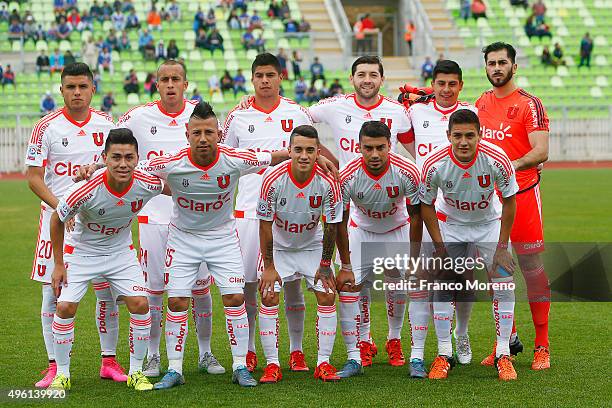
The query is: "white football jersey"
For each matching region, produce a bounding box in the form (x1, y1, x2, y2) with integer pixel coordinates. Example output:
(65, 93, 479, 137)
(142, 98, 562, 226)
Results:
(420, 140, 518, 225)
(139, 145, 272, 231)
(56, 168, 163, 255)
(257, 161, 343, 251)
(408, 99, 477, 170)
(340, 152, 421, 234)
(117, 99, 199, 224)
(222, 97, 313, 219)
(25, 107, 115, 199)
(309, 93, 413, 167)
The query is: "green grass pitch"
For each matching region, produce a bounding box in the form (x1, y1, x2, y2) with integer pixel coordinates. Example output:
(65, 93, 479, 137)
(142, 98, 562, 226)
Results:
(0, 168, 610, 407)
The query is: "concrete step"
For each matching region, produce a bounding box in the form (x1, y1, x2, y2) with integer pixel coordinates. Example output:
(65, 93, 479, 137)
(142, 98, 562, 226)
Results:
(310, 21, 334, 30)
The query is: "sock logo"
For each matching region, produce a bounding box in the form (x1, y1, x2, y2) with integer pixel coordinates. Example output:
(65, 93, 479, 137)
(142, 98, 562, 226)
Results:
(98, 301, 107, 333)
(129, 325, 134, 353)
(227, 320, 237, 346)
(493, 299, 500, 336)
(175, 322, 187, 352)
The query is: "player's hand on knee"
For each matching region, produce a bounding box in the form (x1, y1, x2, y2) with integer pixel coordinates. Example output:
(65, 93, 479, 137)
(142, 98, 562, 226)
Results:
(491, 248, 516, 278)
(315, 266, 337, 294)
(51, 264, 68, 297)
(336, 264, 355, 292)
(258, 266, 280, 300)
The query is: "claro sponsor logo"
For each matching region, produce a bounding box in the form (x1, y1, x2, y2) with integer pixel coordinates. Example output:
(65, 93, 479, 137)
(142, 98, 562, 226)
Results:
(339, 137, 360, 153)
(177, 192, 232, 212)
(443, 191, 494, 211)
(87, 220, 132, 235)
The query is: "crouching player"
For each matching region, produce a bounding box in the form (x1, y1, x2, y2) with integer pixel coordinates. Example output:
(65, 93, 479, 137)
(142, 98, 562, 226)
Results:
(420, 109, 519, 380)
(335, 121, 422, 378)
(48, 129, 165, 391)
(257, 125, 343, 383)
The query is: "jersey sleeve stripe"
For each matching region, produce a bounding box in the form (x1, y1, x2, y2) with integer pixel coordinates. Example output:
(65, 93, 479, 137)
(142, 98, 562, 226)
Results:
(389, 156, 420, 182)
(420, 147, 449, 180)
(90, 108, 114, 123)
(29, 110, 63, 144)
(339, 158, 363, 182)
(218, 146, 259, 161)
(518, 90, 547, 129)
(479, 144, 514, 176)
(134, 171, 161, 185)
(65, 175, 104, 206)
(148, 148, 189, 165)
(117, 101, 156, 124)
(315, 168, 341, 202)
(259, 163, 289, 199)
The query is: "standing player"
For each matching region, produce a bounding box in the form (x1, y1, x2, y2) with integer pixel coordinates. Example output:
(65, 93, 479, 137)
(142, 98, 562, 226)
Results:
(309, 56, 416, 367)
(476, 42, 551, 370)
(139, 102, 291, 388)
(117, 60, 224, 376)
(256, 125, 343, 383)
(335, 121, 422, 378)
(222, 53, 336, 373)
(403, 60, 479, 375)
(25, 62, 126, 388)
(48, 129, 162, 391)
(420, 109, 519, 381)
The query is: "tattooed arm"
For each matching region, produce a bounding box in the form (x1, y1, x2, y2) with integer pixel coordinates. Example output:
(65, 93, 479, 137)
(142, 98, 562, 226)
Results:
(258, 220, 281, 299)
(315, 221, 337, 294)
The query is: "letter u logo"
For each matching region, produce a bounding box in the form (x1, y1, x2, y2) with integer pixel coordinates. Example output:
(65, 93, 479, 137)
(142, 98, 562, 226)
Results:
(281, 119, 294, 132)
(131, 199, 143, 212)
(380, 118, 393, 130)
(92, 132, 104, 146)
(217, 175, 230, 189)
(386, 186, 399, 198)
(478, 175, 491, 188)
(309, 196, 322, 208)
(507, 106, 519, 119)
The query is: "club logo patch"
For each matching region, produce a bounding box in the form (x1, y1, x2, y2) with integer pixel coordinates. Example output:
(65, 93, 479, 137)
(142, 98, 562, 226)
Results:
(423, 121, 429, 128)
(248, 125, 255, 133)
(477, 174, 491, 188)
(217, 174, 230, 189)
(345, 115, 351, 124)
(280, 197, 286, 206)
(98, 208, 105, 215)
(150, 126, 157, 135)
(62, 137, 69, 147)
(182, 178, 189, 187)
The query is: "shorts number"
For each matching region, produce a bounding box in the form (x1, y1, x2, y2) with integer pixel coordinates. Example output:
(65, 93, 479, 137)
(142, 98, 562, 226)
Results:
(139, 248, 148, 268)
(165, 248, 175, 268)
(37, 240, 52, 259)
(164, 273, 169, 285)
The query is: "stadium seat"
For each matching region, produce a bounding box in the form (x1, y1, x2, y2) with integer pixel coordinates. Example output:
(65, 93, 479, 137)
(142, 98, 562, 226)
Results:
(126, 93, 140, 105)
(551, 76, 564, 87)
(590, 86, 603, 98)
(36, 40, 48, 51)
(59, 40, 71, 52)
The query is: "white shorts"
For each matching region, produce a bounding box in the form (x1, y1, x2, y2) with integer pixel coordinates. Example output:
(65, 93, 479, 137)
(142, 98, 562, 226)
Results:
(164, 222, 245, 297)
(235, 217, 263, 283)
(349, 223, 411, 286)
(273, 248, 325, 293)
(440, 220, 503, 271)
(138, 222, 211, 295)
(59, 249, 148, 303)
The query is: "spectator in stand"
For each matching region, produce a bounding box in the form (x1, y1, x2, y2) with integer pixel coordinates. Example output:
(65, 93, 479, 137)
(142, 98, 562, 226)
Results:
(143, 39, 156, 60)
(66, 0, 77, 12)
(552, 42, 565, 66)
(34, 23, 47, 42)
(126, 9, 140, 29)
(193, 6, 204, 32)
(250, 10, 263, 30)
(328, 78, 343, 96)
(147, 6, 162, 31)
(233, 0, 247, 13)
(2, 64, 16, 89)
(239, 9, 250, 29)
(279, 0, 290, 19)
(204, 7, 216, 30)
(268, 1, 280, 19)
(101, 1, 113, 21)
(360, 13, 375, 52)
(285, 16, 298, 37)
(578, 32, 593, 68)
(93, 69, 101, 92)
(291, 50, 302, 80)
(471, 0, 487, 20)
(196, 27, 208, 49)
(111, 8, 126, 31)
(50, 48, 65, 74)
(404, 20, 415, 55)
(118, 29, 131, 50)
(106, 28, 120, 50)
(191, 88, 203, 103)
(64, 50, 76, 66)
(90, 0, 103, 22)
(8, 18, 23, 42)
(353, 17, 366, 54)
(82, 37, 98, 68)
(167, 39, 179, 59)
(138, 28, 153, 52)
(532, 0, 546, 24)
(541, 45, 552, 66)
(227, 9, 240, 29)
(23, 12, 38, 43)
(510, 0, 529, 8)
(460, 0, 471, 22)
(241, 29, 256, 50)
(36, 51, 51, 77)
(298, 17, 311, 33)
(122, 0, 135, 13)
(40, 92, 57, 115)
(207, 28, 224, 55)
(160, 7, 170, 22)
(277, 48, 289, 79)
(156, 39, 167, 61)
(309, 57, 325, 85)
(294, 76, 307, 103)
(0, 4, 9, 22)
(436, 53, 445, 65)
(123, 68, 139, 94)
(54, 0, 66, 13)
(525, 14, 552, 40)
(220, 70, 234, 94)
(78, 10, 94, 31)
(98, 45, 114, 73)
(144, 72, 156, 97)
(319, 80, 330, 99)
(101, 91, 116, 114)
(168, 0, 180, 21)
(421, 56, 434, 83)
(56, 16, 73, 40)
(254, 33, 266, 52)
(306, 82, 319, 104)
(208, 73, 221, 97)
(233, 69, 247, 97)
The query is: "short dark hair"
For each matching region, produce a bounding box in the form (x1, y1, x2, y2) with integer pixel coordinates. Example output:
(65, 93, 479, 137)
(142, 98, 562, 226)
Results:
(104, 128, 138, 153)
(351, 55, 384, 77)
(448, 109, 480, 133)
(252, 52, 282, 74)
(482, 42, 517, 64)
(157, 59, 187, 80)
(190, 101, 217, 121)
(359, 121, 391, 141)
(61, 62, 93, 82)
(433, 60, 463, 82)
(290, 125, 319, 144)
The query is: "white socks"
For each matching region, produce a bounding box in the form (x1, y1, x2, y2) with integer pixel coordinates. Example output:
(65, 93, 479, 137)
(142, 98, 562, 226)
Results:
(408, 286, 430, 360)
(492, 277, 515, 357)
(244, 282, 258, 353)
(258, 304, 280, 366)
(129, 312, 151, 374)
(339, 292, 361, 362)
(316, 304, 337, 366)
(41, 285, 56, 361)
(94, 283, 119, 356)
(358, 286, 372, 343)
(385, 276, 407, 340)
(165, 309, 188, 374)
(283, 279, 305, 353)
(192, 289, 213, 358)
(432, 282, 454, 357)
(225, 303, 249, 371)
(52, 316, 75, 378)
(147, 293, 164, 358)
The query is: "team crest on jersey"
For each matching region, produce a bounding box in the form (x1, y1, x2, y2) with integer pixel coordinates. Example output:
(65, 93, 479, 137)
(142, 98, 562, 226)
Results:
(423, 121, 429, 128)
(280, 197, 286, 206)
(150, 126, 157, 135)
(92, 132, 104, 146)
(62, 137, 69, 147)
(507, 106, 519, 119)
(446, 181, 453, 188)
(386, 186, 399, 198)
(131, 199, 143, 213)
(98, 208, 105, 215)
(345, 115, 352, 124)
(380, 118, 393, 130)
(182, 178, 189, 187)
(477, 174, 491, 188)
(309, 195, 322, 208)
(248, 125, 255, 133)
(217, 174, 230, 189)
(281, 119, 294, 132)
(357, 191, 364, 199)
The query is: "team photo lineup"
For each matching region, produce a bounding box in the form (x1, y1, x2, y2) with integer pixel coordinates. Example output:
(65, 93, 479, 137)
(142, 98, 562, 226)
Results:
(21, 41, 559, 395)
